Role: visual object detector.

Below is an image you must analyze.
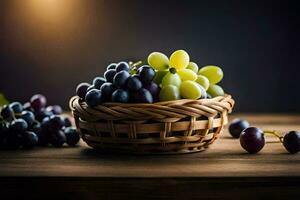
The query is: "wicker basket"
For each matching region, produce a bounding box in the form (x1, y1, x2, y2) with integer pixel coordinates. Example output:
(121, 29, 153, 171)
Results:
(69, 95, 234, 154)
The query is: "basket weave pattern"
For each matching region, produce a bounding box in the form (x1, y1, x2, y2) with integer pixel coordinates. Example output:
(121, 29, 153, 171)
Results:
(70, 95, 234, 154)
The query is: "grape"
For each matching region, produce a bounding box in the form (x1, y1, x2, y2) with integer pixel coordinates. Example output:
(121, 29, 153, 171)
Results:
(46, 105, 63, 115)
(30, 94, 47, 111)
(113, 71, 130, 88)
(87, 85, 96, 92)
(9, 102, 23, 113)
(48, 115, 65, 131)
(22, 131, 38, 149)
(177, 69, 197, 81)
(20, 111, 35, 126)
(76, 83, 90, 99)
(116, 62, 130, 72)
(198, 65, 223, 84)
(100, 82, 115, 101)
(283, 131, 300, 154)
(85, 89, 102, 107)
(180, 80, 202, 100)
(127, 76, 142, 91)
(137, 65, 155, 84)
(104, 69, 117, 83)
(64, 127, 80, 146)
(186, 62, 199, 73)
(143, 82, 160, 102)
(169, 50, 189, 70)
(229, 119, 250, 138)
(199, 85, 207, 99)
(159, 85, 180, 101)
(23, 102, 33, 112)
(195, 75, 210, 91)
(10, 119, 28, 132)
(1, 105, 14, 120)
(131, 88, 153, 103)
(50, 130, 66, 147)
(207, 84, 224, 97)
(0, 122, 9, 140)
(35, 109, 53, 122)
(107, 63, 117, 70)
(28, 120, 41, 134)
(147, 52, 169, 70)
(240, 127, 265, 154)
(63, 117, 72, 127)
(153, 70, 168, 85)
(161, 70, 181, 88)
(112, 89, 129, 103)
(92, 77, 106, 89)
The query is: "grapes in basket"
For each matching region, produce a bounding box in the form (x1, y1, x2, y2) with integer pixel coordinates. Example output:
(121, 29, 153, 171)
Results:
(0, 94, 80, 150)
(76, 50, 226, 106)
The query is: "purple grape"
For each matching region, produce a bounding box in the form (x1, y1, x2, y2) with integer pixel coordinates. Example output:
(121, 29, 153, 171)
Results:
(116, 62, 130, 72)
(100, 82, 115, 101)
(46, 105, 63, 115)
(104, 69, 117, 83)
(30, 94, 47, 111)
(92, 77, 106, 89)
(1, 105, 14, 120)
(283, 131, 300, 154)
(76, 83, 90, 99)
(50, 130, 66, 147)
(9, 119, 28, 132)
(229, 119, 250, 138)
(143, 82, 160, 102)
(85, 89, 102, 107)
(137, 65, 155, 84)
(35, 109, 53, 122)
(9, 102, 23, 113)
(48, 115, 65, 131)
(106, 63, 117, 70)
(22, 131, 38, 149)
(131, 88, 153, 103)
(20, 111, 35, 126)
(64, 127, 80, 146)
(240, 127, 265, 154)
(112, 89, 129, 103)
(113, 71, 130, 88)
(127, 76, 142, 92)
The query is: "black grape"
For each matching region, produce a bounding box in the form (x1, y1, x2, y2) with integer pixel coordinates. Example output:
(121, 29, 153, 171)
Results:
(100, 83, 115, 101)
(131, 88, 153, 103)
(240, 127, 265, 154)
(283, 131, 300, 154)
(9, 119, 28, 132)
(1, 105, 14, 120)
(112, 89, 129, 103)
(9, 102, 23, 113)
(20, 111, 35, 126)
(143, 82, 160, 102)
(93, 77, 106, 89)
(116, 62, 130, 72)
(104, 69, 117, 83)
(107, 63, 117, 70)
(85, 89, 102, 107)
(229, 119, 250, 138)
(137, 65, 155, 84)
(22, 131, 39, 149)
(127, 76, 142, 92)
(113, 71, 130, 88)
(76, 83, 90, 99)
(64, 127, 80, 146)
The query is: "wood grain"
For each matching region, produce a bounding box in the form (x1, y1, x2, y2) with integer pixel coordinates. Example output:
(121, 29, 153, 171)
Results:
(0, 114, 299, 199)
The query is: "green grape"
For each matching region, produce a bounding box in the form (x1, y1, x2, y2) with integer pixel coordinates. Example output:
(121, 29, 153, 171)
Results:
(161, 70, 181, 87)
(198, 65, 223, 84)
(180, 80, 202, 100)
(159, 85, 180, 101)
(169, 50, 189, 70)
(207, 84, 224, 97)
(148, 52, 169, 71)
(186, 62, 199, 73)
(195, 75, 209, 91)
(177, 69, 197, 81)
(153, 70, 168, 85)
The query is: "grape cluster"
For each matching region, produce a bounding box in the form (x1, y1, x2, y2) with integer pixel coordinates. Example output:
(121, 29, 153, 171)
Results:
(228, 119, 300, 154)
(0, 94, 80, 150)
(76, 62, 160, 105)
(148, 50, 225, 101)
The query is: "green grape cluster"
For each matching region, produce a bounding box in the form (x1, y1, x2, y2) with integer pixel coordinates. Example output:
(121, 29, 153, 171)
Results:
(147, 50, 225, 101)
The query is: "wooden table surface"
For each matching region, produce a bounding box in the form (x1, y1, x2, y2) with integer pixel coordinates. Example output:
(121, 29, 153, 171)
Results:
(0, 114, 299, 199)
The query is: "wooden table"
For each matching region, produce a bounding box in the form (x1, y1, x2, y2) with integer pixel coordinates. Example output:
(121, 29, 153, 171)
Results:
(0, 114, 299, 199)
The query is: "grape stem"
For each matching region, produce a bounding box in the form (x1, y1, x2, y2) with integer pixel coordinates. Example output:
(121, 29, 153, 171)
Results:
(263, 130, 283, 143)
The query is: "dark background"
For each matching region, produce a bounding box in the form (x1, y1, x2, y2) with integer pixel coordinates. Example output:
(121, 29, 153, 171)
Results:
(0, 0, 299, 112)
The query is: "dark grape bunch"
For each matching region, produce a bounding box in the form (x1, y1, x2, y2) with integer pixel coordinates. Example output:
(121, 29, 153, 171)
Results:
(76, 61, 161, 106)
(228, 119, 300, 154)
(0, 94, 80, 150)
